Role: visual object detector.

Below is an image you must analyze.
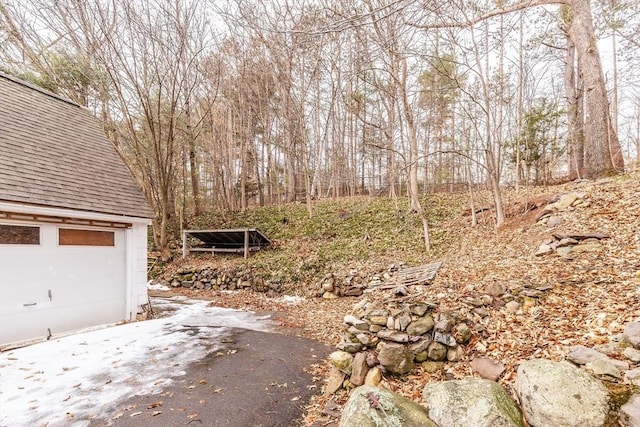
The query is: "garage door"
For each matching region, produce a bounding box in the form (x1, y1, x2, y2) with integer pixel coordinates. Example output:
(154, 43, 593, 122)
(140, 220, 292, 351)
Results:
(0, 222, 127, 345)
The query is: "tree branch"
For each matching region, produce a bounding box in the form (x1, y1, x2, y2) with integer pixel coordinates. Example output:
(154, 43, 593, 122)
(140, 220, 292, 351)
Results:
(408, 0, 568, 29)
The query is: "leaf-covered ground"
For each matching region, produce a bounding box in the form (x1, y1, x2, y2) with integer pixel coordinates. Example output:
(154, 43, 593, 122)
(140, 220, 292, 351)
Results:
(155, 172, 640, 425)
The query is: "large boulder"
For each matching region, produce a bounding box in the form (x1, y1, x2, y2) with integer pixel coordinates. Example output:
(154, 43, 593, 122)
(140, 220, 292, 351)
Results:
(514, 359, 609, 427)
(377, 342, 415, 375)
(422, 378, 524, 427)
(339, 385, 436, 427)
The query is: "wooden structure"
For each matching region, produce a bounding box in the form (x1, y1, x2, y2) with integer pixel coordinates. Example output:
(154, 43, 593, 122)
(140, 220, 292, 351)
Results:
(392, 261, 442, 286)
(182, 228, 272, 259)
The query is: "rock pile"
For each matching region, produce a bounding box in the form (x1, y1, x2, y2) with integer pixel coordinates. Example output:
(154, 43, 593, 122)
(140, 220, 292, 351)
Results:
(154, 266, 283, 294)
(534, 232, 610, 257)
(327, 300, 472, 392)
(335, 319, 640, 427)
(535, 191, 589, 226)
(314, 270, 370, 299)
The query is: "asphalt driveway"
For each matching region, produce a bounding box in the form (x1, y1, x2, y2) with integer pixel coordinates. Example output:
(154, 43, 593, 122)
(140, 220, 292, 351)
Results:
(91, 327, 329, 427)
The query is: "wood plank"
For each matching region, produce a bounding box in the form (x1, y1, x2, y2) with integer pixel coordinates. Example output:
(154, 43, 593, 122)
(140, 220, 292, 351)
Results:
(59, 228, 115, 246)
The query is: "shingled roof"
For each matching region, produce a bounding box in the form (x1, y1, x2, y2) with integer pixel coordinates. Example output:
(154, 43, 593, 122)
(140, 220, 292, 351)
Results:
(0, 73, 154, 219)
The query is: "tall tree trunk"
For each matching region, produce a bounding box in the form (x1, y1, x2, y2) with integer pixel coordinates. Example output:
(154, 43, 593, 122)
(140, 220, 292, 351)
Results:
(564, 30, 585, 180)
(567, 0, 624, 177)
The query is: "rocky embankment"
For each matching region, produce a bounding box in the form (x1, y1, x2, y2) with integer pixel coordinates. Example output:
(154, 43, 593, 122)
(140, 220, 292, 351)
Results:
(330, 313, 640, 427)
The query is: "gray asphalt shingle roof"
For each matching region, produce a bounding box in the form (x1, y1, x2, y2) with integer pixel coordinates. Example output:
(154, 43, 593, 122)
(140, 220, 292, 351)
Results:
(0, 73, 154, 219)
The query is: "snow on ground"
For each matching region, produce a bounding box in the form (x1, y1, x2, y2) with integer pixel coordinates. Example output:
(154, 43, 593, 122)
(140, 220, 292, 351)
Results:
(147, 282, 171, 291)
(0, 297, 273, 427)
(280, 295, 305, 304)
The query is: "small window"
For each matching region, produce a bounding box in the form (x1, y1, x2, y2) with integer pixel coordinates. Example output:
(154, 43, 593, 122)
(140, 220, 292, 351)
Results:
(59, 228, 115, 246)
(0, 224, 40, 244)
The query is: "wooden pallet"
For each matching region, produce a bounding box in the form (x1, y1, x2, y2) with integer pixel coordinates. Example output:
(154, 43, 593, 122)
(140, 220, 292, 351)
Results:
(391, 261, 442, 286)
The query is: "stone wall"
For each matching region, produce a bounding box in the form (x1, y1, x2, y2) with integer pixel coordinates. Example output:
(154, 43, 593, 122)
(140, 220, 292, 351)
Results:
(327, 299, 472, 391)
(155, 267, 283, 294)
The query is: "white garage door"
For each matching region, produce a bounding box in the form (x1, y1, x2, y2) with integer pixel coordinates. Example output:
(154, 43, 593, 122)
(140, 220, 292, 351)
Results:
(0, 222, 127, 345)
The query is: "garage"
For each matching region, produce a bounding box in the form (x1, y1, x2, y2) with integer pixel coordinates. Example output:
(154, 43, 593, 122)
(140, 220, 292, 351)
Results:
(0, 72, 154, 347)
(0, 223, 128, 344)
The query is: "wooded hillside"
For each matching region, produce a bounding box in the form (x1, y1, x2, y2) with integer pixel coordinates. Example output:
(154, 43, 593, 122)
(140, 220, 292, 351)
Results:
(2, 0, 639, 255)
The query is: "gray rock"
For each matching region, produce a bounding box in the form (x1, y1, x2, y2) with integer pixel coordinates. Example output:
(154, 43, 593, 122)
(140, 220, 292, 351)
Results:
(572, 242, 601, 253)
(625, 322, 640, 337)
(427, 342, 447, 361)
(336, 341, 363, 353)
(423, 378, 524, 427)
(473, 307, 490, 317)
(553, 193, 580, 210)
(368, 316, 388, 326)
(626, 369, 640, 386)
(378, 342, 415, 375)
(567, 345, 629, 371)
(397, 315, 412, 331)
(470, 357, 505, 381)
(410, 338, 432, 354)
(350, 352, 369, 386)
(620, 394, 640, 427)
(535, 244, 553, 256)
(567, 345, 609, 365)
(377, 330, 410, 343)
(467, 297, 485, 307)
(347, 325, 363, 335)
(433, 331, 457, 347)
(625, 322, 640, 349)
(406, 316, 435, 336)
(344, 315, 370, 331)
(369, 324, 382, 333)
(329, 351, 353, 374)
(584, 359, 622, 380)
(556, 246, 574, 257)
(514, 359, 609, 427)
(505, 301, 521, 313)
(434, 318, 453, 332)
(366, 352, 379, 367)
(486, 282, 506, 297)
(321, 280, 335, 292)
(339, 385, 436, 427)
(356, 333, 379, 348)
(625, 347, 640, 363)
(364, 367, 382, 386)
(547, 216, 563, 227)
(325, 366, 345, 394)
(386, 316, 395, 329)
(410, 304, 430, 317)
(446, 346, 465, 362)
(453, 323, 472, 344)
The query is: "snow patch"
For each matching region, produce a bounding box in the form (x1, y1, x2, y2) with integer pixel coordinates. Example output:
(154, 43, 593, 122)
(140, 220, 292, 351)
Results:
(281, 295, 305, 304)
(0, 297, 273, 426)
(147, 282, 172, 291)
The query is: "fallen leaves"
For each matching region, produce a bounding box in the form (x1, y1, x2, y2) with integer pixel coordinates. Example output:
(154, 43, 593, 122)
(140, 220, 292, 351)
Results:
(162, 173, 640, 425)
